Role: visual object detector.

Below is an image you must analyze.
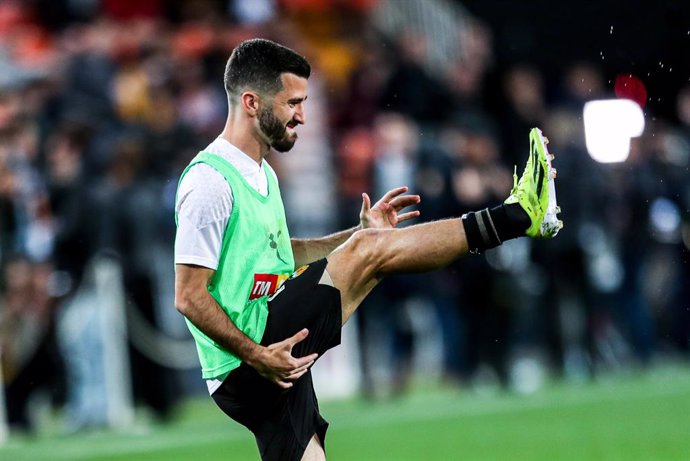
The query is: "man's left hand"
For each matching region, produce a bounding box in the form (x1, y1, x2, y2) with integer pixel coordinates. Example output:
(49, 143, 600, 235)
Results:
(360, 186, 421, 229)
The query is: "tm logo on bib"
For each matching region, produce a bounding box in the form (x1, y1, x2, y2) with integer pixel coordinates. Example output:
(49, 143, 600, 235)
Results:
(249, 273, 289, 300)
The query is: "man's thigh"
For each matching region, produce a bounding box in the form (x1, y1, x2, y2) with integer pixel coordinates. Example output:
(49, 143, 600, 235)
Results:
(263, 259, 342, 357)
(324, 233, 384, 324)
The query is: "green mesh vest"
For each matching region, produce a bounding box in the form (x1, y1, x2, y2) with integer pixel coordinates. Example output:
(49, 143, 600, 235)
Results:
(176, 151, 294, 379)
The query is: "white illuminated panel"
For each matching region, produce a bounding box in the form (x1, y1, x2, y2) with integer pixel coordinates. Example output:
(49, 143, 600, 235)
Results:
(583, 99, 645, 163)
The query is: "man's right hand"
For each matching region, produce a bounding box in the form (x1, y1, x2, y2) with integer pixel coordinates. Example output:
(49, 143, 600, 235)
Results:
(248, 328, 318, 389)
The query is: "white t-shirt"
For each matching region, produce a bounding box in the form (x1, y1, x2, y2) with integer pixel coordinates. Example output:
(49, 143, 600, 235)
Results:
(175, 138, 272, 269)
(174, 137, 274, 394)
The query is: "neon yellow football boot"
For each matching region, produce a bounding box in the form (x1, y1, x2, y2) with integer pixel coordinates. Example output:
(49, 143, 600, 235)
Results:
(505, 127, 563, 238)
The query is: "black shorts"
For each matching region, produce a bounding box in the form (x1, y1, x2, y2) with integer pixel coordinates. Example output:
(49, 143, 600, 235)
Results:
(212, 258, 342, 461)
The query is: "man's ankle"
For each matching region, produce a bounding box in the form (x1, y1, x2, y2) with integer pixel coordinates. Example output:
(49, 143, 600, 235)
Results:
(461, 204, 530, 252)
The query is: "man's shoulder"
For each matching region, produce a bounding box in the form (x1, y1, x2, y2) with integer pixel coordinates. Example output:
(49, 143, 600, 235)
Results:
(177, 163, 233, 208)
(181, 162, 229, 188)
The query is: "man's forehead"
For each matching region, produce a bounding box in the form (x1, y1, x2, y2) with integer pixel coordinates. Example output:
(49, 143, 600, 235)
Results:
(278, 73, 308, 97)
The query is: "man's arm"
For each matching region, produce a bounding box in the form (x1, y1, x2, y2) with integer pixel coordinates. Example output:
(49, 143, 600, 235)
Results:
(291, 227, 359, 268)
(290, 186, 421, 267)
(174, 263, 317, 388)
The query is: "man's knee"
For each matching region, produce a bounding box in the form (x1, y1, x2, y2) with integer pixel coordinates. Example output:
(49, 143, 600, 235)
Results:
(342, 228, 392, 274)
(327, 228, 392, 285)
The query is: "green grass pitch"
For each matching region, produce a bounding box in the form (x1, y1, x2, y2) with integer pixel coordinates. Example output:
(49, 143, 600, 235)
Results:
(3, 366, 690, 460)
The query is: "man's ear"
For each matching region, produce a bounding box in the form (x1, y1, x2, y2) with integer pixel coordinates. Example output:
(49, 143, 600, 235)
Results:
(240, 91, 261, 117)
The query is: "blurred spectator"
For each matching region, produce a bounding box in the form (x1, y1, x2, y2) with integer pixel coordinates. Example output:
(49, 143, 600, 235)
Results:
(534, 62, 613, 378)
(331, 28, 393, 134)
(444, 17, 495, 113)
(498, 64, 547, 166)
(1, 256, 64, 432)
(141, 82, 200, 181)
(96, 137, 179, 421)
(441, 114, 515, 386)
(413, 130, 464, 384)
(334, 127, 376, 229)
(357, 113, 421, 397)
(673, 84, 690, 352)
(174, 57, 226, 138)
(628, 121, 688, 358)
(379, 29, 454, 127)
(45, 123, 96, 293)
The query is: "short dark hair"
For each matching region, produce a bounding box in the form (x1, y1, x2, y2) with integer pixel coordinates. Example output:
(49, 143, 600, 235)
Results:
(224, 39, 311, 100)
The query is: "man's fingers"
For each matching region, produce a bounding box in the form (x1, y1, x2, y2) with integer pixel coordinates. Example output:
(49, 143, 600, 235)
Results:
(287, 360, 315, 378)
(273, 357, 316, 387)
(293, 353, 318, 368)
(283, 328, 310, 348)
(380, 186, 409, 203)
(268, 328, 309, 351)
(389, 194, 421, 210)
(274, 380, 293, 389)
(287, 367, 310, 381)
(397, 211, 421, 223)
(361, 193, 371, 213)
(293, 358, 316, 371)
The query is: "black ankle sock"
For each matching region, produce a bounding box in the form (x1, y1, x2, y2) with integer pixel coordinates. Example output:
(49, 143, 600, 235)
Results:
(461, 203, 530, 253)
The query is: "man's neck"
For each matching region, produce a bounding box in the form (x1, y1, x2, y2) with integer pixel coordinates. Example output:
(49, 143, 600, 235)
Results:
(220, 120, 270, 165)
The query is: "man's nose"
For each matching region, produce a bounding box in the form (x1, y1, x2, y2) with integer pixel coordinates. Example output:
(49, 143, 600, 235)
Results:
(293, 105, 305, 124)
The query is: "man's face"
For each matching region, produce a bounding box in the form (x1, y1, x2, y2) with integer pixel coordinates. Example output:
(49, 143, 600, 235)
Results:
(257, 73, 307, 153)
(258, 105, 295, 152)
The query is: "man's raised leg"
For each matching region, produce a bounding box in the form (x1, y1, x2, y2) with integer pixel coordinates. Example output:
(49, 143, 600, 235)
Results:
(326, 218, 468, 324)
(326, 127, 562, 324)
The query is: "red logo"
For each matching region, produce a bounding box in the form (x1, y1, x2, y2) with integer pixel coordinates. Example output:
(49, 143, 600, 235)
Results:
(249, 273, 288, 300)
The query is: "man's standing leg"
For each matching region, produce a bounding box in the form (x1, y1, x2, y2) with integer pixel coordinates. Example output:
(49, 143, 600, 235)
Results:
(301, 435, 325, 460)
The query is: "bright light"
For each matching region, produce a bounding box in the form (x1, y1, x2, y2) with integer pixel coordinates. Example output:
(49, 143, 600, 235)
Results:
(583, 99, 645, 163)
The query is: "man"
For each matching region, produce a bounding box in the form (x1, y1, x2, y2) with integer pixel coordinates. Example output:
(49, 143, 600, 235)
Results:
(174, 38, 561, 461)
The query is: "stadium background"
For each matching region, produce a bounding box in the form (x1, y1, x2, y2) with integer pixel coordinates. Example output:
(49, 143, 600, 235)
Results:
(1, 0, 690, 459)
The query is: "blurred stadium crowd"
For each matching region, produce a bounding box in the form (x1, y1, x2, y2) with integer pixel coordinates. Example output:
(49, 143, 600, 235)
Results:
(1, 0, 689, 434)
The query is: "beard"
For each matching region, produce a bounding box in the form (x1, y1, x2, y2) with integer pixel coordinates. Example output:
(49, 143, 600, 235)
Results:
(258, 107, 297, 152)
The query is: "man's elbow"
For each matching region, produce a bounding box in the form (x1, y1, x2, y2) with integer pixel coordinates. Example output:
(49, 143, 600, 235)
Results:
(174, 291, 194, 317)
